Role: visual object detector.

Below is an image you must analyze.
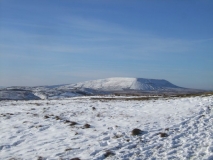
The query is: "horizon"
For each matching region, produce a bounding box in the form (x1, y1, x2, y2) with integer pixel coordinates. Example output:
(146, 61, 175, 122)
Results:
(0, 0, 213, 90)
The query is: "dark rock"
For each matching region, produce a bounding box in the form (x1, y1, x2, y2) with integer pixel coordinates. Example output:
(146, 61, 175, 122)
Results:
(70, 158, 80, 160)
(104, 150, 115, 157)
(131, 128, 142, 135)
(160, 132, 169, 137)
(84, 123, 90, 128)
(70, 121, 77, 126)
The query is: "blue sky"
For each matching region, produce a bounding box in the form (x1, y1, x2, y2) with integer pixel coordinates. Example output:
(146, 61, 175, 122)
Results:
(0, 0, 213, 89)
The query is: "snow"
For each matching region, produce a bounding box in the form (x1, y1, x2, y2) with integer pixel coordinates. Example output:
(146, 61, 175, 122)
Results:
(0, 95, 213, 159)
(58, 77, 182, 91)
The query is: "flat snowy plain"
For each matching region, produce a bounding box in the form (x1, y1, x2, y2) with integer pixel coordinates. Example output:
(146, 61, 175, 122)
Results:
(1, 95, 213, 160)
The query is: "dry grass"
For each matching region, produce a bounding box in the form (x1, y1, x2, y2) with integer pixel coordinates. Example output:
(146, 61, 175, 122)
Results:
(55, 116, 61, 120)
(165, 128, 169, 131)
(44, 115, 50, 119)
(90, 92, 213, 102)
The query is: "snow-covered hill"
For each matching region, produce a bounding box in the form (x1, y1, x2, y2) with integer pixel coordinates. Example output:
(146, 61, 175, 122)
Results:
(58, 77, 181, 91)
(0, 77, 204, 100)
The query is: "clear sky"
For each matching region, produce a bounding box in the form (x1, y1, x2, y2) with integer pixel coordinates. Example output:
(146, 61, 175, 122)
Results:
(0, 0, 213, 89)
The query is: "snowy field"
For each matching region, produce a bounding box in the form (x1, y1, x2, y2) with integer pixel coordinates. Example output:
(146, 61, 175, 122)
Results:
(0, 95, 213, 160)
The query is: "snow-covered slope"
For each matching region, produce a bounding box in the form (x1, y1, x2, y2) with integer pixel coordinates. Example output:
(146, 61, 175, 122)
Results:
(0, 90, 40, 100)
(58, 77, 182, 91)
(0, 95, 213, 159)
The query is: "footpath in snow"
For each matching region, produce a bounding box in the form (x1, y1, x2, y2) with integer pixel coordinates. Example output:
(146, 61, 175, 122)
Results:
(0, 95, 213, 159)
